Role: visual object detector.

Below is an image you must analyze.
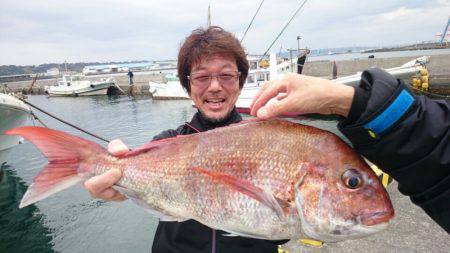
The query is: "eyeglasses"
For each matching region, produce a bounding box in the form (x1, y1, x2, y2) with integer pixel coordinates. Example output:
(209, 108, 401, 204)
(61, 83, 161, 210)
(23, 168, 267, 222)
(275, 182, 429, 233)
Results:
(187, 71, 241, 88)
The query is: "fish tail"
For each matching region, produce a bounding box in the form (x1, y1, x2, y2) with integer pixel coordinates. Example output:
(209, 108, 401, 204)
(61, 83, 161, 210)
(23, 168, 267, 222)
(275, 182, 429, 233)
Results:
(5, 126, 107, 208)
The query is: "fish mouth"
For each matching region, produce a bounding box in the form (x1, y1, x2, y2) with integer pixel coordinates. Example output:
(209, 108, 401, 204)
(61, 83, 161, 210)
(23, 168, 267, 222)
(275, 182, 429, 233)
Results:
(359, 210, 394, 226)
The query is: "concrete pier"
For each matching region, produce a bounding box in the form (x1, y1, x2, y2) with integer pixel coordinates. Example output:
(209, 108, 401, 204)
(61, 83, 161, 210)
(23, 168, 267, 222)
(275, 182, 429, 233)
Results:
(1, 72, 165, 96)
(2, 54, 449, 96)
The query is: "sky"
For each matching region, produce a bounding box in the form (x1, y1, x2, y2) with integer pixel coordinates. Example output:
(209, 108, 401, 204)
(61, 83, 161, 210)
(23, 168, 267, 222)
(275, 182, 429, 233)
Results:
(0, 0, 449, 66)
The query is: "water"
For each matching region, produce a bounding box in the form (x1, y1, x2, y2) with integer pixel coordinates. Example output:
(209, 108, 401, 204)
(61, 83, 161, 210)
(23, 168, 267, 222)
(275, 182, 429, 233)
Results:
(0, 95, 339, 253)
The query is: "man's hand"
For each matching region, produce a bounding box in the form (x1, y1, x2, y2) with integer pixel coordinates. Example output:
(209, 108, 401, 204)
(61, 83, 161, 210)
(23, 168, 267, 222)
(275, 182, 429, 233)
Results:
(250, 74, 355, 119)
(83, 139, 129, 201)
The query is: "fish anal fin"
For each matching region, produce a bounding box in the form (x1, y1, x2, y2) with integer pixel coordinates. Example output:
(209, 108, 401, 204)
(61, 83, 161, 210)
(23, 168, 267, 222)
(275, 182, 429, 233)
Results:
(220, 228, 269, 240)
(193, 167, 289, 220)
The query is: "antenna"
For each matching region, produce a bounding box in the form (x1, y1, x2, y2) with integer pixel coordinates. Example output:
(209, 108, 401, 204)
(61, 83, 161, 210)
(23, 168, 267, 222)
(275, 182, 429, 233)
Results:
(207, 5, 212, 27)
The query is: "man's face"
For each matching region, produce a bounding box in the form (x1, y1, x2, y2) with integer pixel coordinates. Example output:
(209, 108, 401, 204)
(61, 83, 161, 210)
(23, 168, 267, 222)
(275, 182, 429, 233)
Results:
(189, 54, 241, 122)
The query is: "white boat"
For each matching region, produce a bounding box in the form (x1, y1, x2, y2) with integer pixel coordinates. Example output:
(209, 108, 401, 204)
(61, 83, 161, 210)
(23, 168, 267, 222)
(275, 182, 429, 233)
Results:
(235, 55, 274, 113)
(332, 56, 430, 86)
(0, 93, 31, 165)
(236, 55, 430, 114)
(149, 74, 190, 100)
(45, 74, 116, 96)
(236, 68, 270, 113)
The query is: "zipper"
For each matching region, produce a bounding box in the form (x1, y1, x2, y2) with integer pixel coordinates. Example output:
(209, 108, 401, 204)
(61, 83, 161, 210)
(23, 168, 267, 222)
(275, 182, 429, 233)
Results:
(211, 229, 217, 253)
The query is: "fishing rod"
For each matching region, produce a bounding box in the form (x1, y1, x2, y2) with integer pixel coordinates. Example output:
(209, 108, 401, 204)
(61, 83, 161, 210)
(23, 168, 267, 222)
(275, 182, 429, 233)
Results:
(16, 97, 110, 143)
(260, 0, 309, 61)
(240, 0, 265, 43)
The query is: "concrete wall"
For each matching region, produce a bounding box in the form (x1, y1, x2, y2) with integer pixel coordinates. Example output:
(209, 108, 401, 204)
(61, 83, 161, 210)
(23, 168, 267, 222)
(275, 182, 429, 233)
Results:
(302, 54, 450, 78)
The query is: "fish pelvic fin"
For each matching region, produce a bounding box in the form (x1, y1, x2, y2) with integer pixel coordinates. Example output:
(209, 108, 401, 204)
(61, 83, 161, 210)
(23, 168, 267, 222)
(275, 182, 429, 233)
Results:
(6, 126, 107, 208)
(193, 167, 290, 221)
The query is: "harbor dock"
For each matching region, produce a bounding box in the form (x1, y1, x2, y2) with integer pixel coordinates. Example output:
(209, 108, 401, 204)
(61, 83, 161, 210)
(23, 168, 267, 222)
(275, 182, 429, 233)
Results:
(1, 54, 450, 96)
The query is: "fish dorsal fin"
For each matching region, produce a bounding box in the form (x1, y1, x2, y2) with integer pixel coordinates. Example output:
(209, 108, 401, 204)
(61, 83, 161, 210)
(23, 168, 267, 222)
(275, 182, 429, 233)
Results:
(113, 185, 187, 222)
(119, 135, 189, 158)
(193, 167, 290, 221)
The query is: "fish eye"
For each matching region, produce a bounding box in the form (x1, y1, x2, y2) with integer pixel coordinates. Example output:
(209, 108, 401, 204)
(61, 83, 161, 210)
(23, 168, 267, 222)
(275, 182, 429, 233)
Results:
(342, 169, 363, 189)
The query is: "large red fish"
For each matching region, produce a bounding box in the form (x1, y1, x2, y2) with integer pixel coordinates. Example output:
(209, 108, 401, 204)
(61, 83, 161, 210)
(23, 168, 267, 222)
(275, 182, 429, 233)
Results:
(6, 118, 394, 242)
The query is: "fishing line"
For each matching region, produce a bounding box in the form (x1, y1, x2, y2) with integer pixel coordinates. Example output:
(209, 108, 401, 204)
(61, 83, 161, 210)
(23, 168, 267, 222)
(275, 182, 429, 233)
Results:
(240, 0, 265, 43)
(260, 0, 309, 61)
(16, 97, 110, 143)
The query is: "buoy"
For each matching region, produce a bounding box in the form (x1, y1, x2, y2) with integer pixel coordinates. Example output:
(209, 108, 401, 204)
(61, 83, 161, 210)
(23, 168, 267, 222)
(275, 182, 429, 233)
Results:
(420, 69, 428, 76)
(412, 78, 421, 88)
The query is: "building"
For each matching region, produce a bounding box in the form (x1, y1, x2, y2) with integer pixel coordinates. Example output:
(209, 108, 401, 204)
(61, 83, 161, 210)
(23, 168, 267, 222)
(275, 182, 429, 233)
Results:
(82, 62, 154, 75)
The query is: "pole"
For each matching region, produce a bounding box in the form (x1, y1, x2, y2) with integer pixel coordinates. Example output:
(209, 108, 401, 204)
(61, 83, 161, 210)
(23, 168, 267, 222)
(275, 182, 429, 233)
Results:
(289, 48, 293, 73)
(297, 36, 301, 56)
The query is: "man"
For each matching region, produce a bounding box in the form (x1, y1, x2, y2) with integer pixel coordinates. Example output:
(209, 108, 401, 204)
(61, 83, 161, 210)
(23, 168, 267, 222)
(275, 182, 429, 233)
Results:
(85, 26, 286, 252)
(250, 70, 450, 234)
(127, 70, 134, 85)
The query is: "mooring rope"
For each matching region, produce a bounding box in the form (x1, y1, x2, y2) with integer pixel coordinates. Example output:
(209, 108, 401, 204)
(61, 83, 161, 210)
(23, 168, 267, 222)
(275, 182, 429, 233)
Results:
(411, 87, 450, 99)
(16, 97, 110, 143)
(30, 110, 48, 128)
(240, 0, 265, 43)
(260, 0, 309, 61)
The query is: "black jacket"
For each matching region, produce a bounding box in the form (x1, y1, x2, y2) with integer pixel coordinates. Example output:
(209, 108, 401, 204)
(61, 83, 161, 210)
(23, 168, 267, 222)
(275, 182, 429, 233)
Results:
(338, 68, 450, 233)
(151, 109, 286, 253)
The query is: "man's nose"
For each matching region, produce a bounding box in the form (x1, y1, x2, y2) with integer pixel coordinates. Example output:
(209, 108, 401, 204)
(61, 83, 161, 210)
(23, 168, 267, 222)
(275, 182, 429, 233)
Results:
(208, 76, 222, 90)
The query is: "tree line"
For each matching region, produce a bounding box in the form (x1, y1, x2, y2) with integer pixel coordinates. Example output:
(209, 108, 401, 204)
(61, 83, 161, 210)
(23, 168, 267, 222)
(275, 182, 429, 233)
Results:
(0, 61, 149, 76)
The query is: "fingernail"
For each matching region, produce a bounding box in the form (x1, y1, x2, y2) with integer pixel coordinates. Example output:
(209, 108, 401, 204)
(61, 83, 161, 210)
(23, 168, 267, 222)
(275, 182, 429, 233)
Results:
(257, 108, 268, 118)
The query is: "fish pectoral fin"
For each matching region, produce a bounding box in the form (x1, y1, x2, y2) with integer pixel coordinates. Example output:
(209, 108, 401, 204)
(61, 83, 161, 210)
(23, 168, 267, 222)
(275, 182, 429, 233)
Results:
(113, 185, 139, 198)
(193, 167, 290, 221)
(113, 185, 187, 222)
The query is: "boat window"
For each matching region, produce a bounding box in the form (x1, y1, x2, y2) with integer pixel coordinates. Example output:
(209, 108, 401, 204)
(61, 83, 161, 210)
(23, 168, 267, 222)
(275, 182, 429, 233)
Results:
(246, 75, 255, 83)
(256, 73, 265, 82)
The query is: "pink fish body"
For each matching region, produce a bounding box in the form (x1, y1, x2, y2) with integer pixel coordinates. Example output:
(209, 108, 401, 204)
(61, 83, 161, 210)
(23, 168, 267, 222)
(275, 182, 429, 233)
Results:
(6, 118, 394, 242)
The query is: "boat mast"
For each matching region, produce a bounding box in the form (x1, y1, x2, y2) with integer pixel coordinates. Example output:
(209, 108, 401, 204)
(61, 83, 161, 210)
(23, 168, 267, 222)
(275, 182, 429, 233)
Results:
(207, 5, 211, 27)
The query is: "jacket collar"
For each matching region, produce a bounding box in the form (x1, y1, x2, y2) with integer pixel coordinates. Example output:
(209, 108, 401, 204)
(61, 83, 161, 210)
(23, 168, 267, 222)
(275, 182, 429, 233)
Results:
(188, 108, 242, 132)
